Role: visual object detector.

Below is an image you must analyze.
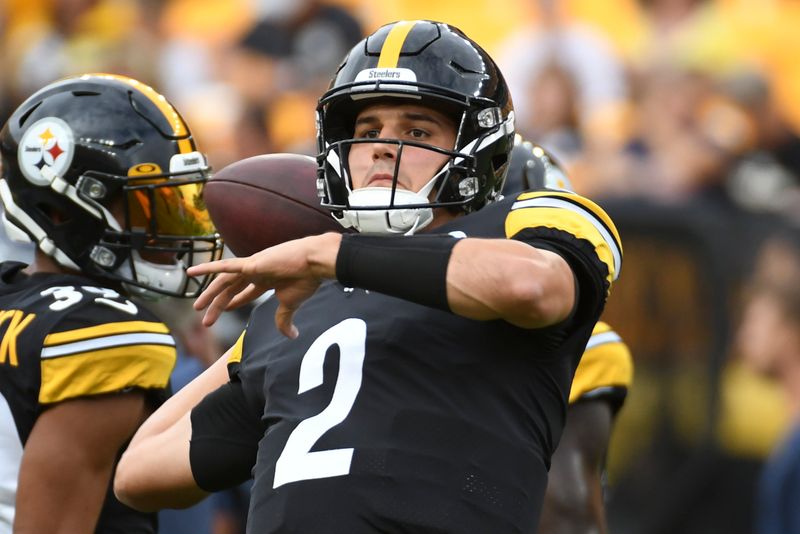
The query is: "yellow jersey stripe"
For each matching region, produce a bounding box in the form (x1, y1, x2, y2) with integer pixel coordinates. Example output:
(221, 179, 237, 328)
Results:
(516, 191, 621, 247)
(39, 344, 176, 404)
(228, 330, 246, 365)
(44, 320, 169, 346)
(585, 330, 622, 350)
(378, 21, 417, 68)
(41, 333, 175, 358)
(509, 195, 621, 280)
(506, 204, 620, 285)
(591, 321, 613, 335)
(569, 329, 633, 404)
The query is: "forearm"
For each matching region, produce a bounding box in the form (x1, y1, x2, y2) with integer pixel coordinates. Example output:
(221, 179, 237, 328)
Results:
(539, 468, 606, 534)
(115, 349, 233, 510)
(539, 401, 613, 534)
(335, 234, 575, 328)
(446, 238, 575, 328)
(115, 412, 208, 511)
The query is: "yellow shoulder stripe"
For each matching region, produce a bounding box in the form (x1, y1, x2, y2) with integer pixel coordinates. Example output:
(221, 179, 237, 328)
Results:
(506, 192, 622, 285)
(39, 344, 176, 404)
(44, 320, 169, 346)
(516, 191, 621, 246)
(228, 330, 246, 365)
(592, 321, 613, 335)
(569, 326, 633, 404)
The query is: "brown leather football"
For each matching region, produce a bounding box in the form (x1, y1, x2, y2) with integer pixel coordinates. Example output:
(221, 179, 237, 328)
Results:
(203, 154, 344, 257)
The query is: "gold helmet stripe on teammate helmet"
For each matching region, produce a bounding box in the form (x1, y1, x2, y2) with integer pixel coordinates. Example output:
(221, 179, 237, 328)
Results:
(377, 21, 418, 69)
(88, 73, 194, 154)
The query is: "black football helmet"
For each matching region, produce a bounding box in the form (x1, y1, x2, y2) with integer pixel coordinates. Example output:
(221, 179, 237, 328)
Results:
(0, 74, 223, 298)
(316, 20, 515, 234)
(502, 135, 573, 196)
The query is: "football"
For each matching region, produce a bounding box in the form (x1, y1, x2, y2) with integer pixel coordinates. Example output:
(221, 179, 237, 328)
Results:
(203, 153, 344, 257)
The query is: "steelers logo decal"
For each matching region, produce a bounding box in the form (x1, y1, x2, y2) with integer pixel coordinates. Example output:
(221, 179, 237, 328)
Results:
(18, 117, 75, 186)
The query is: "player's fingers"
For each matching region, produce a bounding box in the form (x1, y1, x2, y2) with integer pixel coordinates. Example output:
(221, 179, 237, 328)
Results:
(275, 304, 299, 339)
(227, 283, 268, 310)
(187, 257, 246, 277)
(194, 272, 241, 310)
(201, 278, 249, 326)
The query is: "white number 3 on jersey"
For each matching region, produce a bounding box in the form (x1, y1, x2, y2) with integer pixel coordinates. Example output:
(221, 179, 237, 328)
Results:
(41, 286, 137, 314)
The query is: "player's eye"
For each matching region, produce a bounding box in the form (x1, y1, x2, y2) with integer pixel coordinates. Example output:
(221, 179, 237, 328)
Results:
(408, 128, 429, 139)
(356, 129, 380, 139)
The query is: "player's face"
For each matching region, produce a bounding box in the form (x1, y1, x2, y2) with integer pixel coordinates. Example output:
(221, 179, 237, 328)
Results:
(109, 196, 178, 265)
(348, 103, 457, 194)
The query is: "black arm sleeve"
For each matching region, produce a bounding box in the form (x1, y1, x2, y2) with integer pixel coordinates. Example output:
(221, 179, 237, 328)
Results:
(511, 227, 609, 325)
(189, 381, 264, 492)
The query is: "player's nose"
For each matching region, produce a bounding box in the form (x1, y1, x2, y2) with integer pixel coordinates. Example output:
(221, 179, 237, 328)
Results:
(371, 138, 398, 160)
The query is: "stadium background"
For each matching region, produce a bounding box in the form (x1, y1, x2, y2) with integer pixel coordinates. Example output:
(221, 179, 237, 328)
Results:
(3, 0, 800, 532)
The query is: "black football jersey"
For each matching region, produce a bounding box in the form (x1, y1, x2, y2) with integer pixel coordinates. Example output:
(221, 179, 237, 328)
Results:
(230, 190, 622, 533)
(0, 262, 176, 533)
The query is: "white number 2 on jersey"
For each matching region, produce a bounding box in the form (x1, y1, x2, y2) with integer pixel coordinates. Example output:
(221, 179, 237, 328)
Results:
(273, 318, 366, 489)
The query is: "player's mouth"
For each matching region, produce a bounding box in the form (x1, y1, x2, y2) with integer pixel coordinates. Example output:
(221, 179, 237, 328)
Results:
(366, 173, 399, 188)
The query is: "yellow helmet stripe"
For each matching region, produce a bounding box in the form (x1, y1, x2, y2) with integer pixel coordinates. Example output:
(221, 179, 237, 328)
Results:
(377, 21, 418, 68)
(84, 73, 194, 154)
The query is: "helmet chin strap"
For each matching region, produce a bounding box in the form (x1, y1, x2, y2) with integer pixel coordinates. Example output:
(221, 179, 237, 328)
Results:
(116, 250, 187, 300)
(339, 172, 441, 235)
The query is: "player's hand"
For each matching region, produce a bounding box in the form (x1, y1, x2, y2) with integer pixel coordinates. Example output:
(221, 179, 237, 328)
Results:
(187, 233, 341, 337)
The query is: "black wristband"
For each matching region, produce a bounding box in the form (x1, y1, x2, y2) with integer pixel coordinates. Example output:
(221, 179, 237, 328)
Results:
(335, 233, 458, 311)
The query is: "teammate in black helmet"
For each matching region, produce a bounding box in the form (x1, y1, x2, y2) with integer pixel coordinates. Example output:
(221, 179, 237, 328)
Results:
(0, 73, 222, 533)
(117, 21, 622, 534)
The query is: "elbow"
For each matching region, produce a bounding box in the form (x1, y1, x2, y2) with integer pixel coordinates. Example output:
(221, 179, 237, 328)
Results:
(497, 249, 576, 328)
(114, 452, 156, 512)
(114, 443, 209, 512)
(503, 276, 574, 329)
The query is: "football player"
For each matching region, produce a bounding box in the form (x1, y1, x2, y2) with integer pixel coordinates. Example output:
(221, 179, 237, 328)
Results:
(116, 21, 622, 533)
(0, 74, 223, 533)
(504, 137, 634, 534)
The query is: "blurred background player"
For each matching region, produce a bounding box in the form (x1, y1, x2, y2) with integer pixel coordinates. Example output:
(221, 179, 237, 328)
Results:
(0, 73, 223, 533)
(503, 136, 634, 534)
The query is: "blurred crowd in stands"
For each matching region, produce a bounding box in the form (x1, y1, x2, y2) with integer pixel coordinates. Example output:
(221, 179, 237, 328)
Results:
(3, 1, 800, 533)
(3, 0, 800, 216)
